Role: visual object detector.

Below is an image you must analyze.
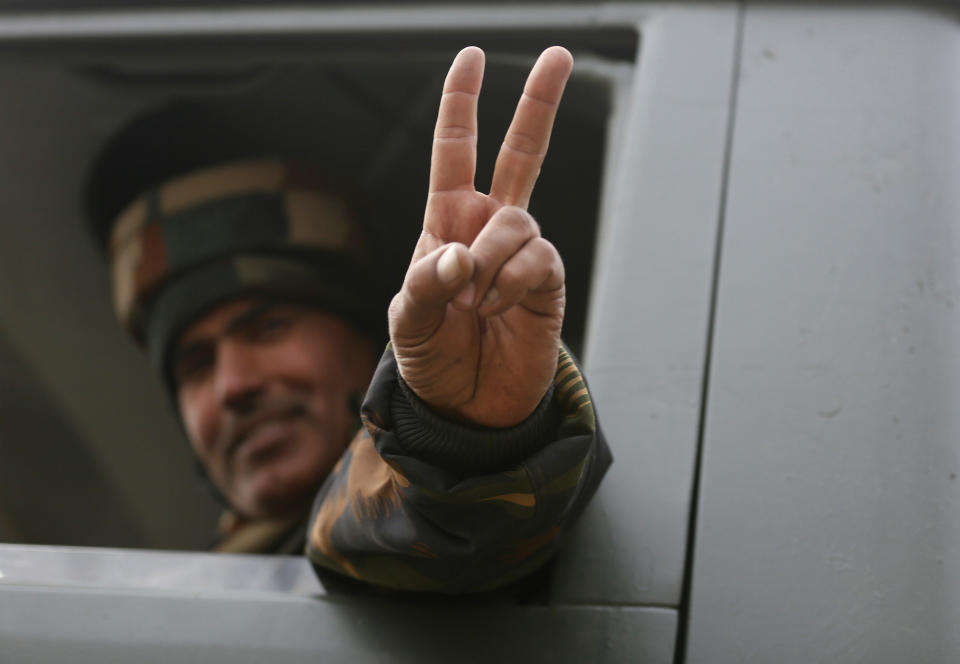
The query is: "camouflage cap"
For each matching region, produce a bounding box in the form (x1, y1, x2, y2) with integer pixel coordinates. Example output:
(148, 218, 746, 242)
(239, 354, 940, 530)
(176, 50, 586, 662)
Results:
(108, 158, 385, 382)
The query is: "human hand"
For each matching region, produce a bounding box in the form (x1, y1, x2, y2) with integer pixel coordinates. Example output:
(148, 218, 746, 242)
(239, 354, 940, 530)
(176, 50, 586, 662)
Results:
(388, 46, 572, 428)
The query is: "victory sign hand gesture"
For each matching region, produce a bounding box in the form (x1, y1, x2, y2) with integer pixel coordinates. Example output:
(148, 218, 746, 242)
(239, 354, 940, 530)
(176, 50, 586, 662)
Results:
(388, 46, 573, 428)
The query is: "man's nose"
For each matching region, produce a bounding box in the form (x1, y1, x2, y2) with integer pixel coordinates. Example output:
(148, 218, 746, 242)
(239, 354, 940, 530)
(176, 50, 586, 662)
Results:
(213, 341, 266, 412)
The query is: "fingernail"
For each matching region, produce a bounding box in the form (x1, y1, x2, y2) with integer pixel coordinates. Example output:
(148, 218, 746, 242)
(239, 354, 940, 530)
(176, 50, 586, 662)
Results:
(437, 247, 462, 284)
(482, 288, 499, 308)
(453, 282, 476, 309)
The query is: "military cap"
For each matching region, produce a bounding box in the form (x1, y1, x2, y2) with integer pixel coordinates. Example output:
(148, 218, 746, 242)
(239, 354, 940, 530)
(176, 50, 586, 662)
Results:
(105, 158, 384, 385)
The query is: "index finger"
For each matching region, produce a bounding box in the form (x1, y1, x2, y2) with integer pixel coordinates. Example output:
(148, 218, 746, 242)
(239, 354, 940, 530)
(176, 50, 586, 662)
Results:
(489, 46, 573, 208)
(428, 46, 485, 194)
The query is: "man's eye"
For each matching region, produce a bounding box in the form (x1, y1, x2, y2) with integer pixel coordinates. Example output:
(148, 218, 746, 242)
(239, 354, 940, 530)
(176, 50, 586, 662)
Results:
(246, 314, 293, 341)
(173, 351, 213, 385)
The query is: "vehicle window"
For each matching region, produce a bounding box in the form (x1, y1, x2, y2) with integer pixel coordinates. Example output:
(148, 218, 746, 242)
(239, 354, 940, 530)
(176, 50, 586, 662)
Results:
(0, 35, 628, 549)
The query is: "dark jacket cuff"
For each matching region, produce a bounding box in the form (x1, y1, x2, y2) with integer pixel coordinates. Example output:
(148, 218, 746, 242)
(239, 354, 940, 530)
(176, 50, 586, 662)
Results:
(389, 371, 560, 477)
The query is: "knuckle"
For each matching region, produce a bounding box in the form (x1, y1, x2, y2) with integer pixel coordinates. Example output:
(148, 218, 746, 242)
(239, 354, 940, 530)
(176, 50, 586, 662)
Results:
(529, 236, 558, 260)
(502, 131, 542, 156)
(491, 206, 539, 237)
(526, 239, 564, 287)
(521, 89, 557, 107)
(495, 262, 523, 287)
(434, 124, 477, 141)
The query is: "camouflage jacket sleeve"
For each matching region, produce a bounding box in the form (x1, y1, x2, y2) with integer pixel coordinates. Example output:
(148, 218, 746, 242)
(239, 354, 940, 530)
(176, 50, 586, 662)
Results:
(305, 344, 612, 594)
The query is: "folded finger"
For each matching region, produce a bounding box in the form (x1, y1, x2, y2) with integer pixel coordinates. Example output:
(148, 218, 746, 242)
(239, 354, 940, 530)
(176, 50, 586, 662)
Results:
(477, 237, 564, 317)
(457, 206, 540, 309)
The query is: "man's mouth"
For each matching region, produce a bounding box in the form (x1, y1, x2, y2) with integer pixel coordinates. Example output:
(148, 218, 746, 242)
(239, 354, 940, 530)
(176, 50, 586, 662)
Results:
(225, 406, 306, 465)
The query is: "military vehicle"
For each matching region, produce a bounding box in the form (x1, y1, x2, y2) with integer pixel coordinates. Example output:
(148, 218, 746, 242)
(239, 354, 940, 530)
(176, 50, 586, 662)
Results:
(0, 2, 957, 661)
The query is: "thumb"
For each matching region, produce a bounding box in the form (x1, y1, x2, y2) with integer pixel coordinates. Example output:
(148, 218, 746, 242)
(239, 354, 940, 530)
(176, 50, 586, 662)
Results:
(389, 243, 475, 341)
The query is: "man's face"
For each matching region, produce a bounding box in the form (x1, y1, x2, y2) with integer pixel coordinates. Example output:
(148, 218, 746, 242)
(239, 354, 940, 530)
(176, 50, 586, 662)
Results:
(173, 298, 376, 520)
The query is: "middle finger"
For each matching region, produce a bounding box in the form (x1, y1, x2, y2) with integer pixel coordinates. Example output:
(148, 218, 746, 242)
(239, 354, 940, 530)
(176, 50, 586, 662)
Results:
(489, 46, 573, 208)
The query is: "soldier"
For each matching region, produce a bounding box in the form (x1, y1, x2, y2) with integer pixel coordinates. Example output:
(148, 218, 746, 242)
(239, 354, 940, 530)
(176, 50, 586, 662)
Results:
(91, 46, 611, 593)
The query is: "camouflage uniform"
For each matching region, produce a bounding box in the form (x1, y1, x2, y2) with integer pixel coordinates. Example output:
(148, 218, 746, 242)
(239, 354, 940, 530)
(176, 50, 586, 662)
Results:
(108, 159, 611, 593)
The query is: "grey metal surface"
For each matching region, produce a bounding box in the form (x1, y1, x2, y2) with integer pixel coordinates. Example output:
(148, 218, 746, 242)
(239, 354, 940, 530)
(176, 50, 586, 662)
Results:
(0, 547, 677, 662)
(0, 4, 641, 43)
(687, 4, 960, 662)
(0, 334, 144, 545)
(553, 3, 738, 607)
(0, 544, 323, 596)
(0, 594, 675, 663)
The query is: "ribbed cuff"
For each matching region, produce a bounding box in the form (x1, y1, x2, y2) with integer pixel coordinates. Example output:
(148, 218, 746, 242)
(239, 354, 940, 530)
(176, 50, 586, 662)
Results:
(390, 376, 560, 477)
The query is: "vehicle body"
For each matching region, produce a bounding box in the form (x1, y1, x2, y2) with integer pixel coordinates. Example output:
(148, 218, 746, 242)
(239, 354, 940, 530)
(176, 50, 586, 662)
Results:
(0, 1, 957, 661)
